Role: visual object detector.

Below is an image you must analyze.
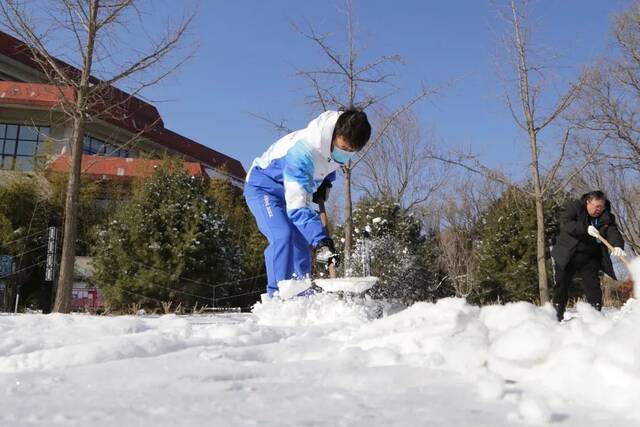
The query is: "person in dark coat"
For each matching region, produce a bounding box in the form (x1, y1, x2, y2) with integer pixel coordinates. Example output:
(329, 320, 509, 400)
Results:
(550, 190, 626, 321)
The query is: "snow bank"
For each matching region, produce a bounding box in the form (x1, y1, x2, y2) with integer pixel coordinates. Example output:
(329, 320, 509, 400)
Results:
(2, 294, 640, 425)
(345, 297, 640, 421)
(252, 292, 381, 328)
(342, 298, 489, 371)
(255, 293, 640, 421)
(0, 314, 192, 373)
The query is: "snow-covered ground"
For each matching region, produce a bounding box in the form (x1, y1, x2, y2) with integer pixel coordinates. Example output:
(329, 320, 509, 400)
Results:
(1, 295, 640, 426)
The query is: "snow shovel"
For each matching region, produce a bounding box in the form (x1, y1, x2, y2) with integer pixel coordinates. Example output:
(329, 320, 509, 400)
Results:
(588, 226, 631, 269)
(276, 199, 377, 297)
(269, 201, 377, 300)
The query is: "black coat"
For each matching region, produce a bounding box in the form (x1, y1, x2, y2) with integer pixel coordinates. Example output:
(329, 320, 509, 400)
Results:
(551, 195, 624, 280)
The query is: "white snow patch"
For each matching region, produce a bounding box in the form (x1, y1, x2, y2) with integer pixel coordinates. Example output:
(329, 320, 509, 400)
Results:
(252, 292, 379, 328)
(518, 395, 553, 424)
(1, 297, 640, 425)
(476, 373, 505, 400)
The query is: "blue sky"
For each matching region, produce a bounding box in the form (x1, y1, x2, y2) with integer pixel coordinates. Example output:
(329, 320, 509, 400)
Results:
(141, 0, 629, 175)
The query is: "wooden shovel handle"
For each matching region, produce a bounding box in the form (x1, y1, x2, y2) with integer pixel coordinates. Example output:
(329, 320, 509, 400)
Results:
(318, 200, 338, 279)
(593, 230, 631, 269)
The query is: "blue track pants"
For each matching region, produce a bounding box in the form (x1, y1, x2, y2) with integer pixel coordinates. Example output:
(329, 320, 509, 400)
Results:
(244, 183, 311, 296)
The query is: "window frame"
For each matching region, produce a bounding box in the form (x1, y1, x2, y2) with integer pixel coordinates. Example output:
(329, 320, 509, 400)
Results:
(0, 122, 50, 172)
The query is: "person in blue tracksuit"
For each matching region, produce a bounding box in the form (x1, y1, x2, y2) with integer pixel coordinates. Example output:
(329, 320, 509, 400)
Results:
(244, 109, 371, 296)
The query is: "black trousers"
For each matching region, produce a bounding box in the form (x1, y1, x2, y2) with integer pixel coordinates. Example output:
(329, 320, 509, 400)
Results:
(553, 252, 602, 313)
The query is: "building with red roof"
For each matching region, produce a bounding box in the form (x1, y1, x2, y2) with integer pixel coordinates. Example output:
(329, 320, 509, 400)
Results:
(0, 31, 245, 185)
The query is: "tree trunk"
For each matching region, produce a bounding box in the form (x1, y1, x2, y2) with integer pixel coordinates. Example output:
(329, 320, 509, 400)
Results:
(534, 192, 549, 303)
(53, 0, 98, 313)
(529, 131, 550, 303)
(53, 118, 85, 313)
(343, 164, 353, 275)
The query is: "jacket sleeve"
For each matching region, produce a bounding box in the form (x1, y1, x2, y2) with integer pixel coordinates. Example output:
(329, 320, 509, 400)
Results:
(603, 212, 625, 248)
(559, 202, 587, 238)
(324, 170, 337, 184)
(283, 140, 329, 247)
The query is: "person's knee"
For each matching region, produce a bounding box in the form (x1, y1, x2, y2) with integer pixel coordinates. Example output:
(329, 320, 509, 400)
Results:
(271, 229, 293, 246)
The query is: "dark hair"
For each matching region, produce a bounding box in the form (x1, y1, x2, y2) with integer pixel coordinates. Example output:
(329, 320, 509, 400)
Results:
(333, 109, 371, 150)
(584, 190, 606, 203)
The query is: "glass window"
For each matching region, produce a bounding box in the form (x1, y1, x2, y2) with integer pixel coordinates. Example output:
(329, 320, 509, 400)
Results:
(14, 156, 34, 172)
(0, 123, 49, 171)
(19, 126, 39, 141)
(83, 137, 92, 154)
(82, 135, 130, 157)
(5, 125, 17, 139)
(92, 140, 105, 155)
(16, 140, 37, 156)
(38, 127, 49, 140)
(1, 157, 14, 170)
(3, 139, 15, 156)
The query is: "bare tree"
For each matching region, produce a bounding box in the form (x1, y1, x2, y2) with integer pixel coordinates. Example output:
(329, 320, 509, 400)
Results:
(0, 0, 193, 312)
(294, 0, 433, 267)
(499, 0, 586, 303)
(438, 177, 503, 297)
(607, 170, 640, 253)
(430, 1, 586, 304)
(570, 2, 640, 254)
(574, 4, 640, 172)
(354, 108, 447, 211)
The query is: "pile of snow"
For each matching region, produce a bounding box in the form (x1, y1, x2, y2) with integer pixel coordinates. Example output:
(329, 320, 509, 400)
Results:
(1, 294, 640, 425)
(252, 292, 382, 328)
(254, 296, 640, 424)
(0, 314, 192, 373)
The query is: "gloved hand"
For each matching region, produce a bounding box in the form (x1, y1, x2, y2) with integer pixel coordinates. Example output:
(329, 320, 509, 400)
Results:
(316, 237, 339, 267)
(612, 247, 626, 257)
(312, 180, 332, 204)
(587, 225, 599, 238)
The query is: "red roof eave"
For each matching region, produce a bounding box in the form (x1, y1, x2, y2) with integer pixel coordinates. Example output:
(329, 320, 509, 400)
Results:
(0, 81, 75, 108)
(47, 155, 208, 180)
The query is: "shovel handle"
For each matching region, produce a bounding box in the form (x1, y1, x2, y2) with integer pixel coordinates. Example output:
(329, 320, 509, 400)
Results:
(318, 200, 338, 279)
(592, 229, 631, 269)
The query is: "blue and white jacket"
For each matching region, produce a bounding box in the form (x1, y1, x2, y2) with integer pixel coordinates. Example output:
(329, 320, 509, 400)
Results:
(246, 111, 343, 247)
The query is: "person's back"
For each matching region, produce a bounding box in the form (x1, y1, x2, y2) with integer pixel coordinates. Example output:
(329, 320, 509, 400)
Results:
(247, 111, 342, 188)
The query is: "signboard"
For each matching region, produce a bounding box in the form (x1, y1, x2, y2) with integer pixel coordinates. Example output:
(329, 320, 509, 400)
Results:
(45, 227, 57, 281)
(0, 255, 13, 277)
